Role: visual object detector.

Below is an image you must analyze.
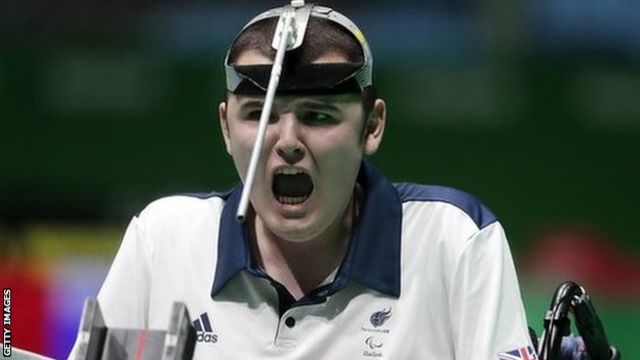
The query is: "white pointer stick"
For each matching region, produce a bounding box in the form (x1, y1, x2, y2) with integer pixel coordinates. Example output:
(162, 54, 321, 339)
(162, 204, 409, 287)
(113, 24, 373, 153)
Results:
(236, 11, 296, 221)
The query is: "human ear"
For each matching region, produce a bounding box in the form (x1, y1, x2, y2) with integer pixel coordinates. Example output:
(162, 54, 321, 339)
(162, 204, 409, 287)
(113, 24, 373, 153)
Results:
(363, 99, 386, 156)
(218, 101, 232, 155)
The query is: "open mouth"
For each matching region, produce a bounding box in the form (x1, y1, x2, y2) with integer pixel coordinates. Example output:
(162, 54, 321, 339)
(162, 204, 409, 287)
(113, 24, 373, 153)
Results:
(272, 168, 314, 205)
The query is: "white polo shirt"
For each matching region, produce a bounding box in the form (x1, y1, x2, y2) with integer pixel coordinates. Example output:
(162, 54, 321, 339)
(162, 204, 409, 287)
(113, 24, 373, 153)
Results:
(83, 161, 535, 359)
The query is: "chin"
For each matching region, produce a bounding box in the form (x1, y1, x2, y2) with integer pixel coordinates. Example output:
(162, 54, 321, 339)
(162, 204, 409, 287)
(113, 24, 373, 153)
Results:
(268, 217, 322, 243)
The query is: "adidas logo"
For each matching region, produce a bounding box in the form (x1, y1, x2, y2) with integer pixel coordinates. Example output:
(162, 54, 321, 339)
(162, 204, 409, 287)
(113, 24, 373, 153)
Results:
(192, 312, 218, 344)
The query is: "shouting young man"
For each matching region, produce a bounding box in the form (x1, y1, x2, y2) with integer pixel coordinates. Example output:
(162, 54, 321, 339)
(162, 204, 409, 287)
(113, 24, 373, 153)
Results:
(76, 4, 535, 359)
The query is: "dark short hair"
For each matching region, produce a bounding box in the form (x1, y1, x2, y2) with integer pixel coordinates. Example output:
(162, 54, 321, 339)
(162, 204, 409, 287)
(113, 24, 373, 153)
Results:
(228, 17, 363, 65)
(226, 16, 376, 117)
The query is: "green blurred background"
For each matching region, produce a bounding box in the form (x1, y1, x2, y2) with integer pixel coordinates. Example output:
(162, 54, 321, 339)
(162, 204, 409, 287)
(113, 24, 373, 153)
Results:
(1, 0, 639, 358)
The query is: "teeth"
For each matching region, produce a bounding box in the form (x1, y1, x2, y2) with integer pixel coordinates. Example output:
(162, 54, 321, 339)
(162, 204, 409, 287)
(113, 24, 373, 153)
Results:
(277, 196, 308, 205)
(277, 168, 304, 175)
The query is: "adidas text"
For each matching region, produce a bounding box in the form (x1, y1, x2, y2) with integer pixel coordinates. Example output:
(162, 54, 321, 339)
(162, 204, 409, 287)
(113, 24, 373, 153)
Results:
(196, 332, 218, 343)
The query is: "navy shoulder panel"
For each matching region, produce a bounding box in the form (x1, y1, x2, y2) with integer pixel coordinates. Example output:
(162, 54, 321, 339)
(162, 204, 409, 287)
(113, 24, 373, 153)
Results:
(394, 183, 497, 229)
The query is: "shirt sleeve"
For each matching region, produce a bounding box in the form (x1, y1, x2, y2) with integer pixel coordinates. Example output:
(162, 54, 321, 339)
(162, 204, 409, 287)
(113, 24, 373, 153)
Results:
(448, 221, 535, 359)
(97, 215, 153, 328)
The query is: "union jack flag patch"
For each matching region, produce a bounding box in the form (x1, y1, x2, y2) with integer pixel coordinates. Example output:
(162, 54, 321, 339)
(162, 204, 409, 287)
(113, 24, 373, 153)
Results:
(497, 346, 538, 360)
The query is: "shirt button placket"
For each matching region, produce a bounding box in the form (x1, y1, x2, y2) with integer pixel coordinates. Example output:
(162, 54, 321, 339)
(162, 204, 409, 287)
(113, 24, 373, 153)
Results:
(275, 309, 300, 348)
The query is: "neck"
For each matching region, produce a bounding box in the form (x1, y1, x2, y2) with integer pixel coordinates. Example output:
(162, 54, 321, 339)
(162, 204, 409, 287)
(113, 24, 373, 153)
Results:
(250, 186, 361, 300)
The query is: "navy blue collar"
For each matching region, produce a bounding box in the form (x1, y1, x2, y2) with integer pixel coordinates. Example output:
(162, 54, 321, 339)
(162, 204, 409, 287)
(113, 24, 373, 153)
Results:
(211, 160, 402, 298)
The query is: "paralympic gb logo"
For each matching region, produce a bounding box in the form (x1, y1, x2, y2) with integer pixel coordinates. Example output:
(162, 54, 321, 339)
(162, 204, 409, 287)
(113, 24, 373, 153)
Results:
(361, 307, 392, 358)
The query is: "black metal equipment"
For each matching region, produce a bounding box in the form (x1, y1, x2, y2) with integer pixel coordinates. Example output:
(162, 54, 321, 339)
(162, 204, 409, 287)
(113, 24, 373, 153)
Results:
(73, 299, 196, 360)
(537, 281, 621, 360)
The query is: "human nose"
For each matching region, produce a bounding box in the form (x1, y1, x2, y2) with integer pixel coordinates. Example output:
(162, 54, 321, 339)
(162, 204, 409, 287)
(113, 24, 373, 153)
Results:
(274, 113, 304, 164)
